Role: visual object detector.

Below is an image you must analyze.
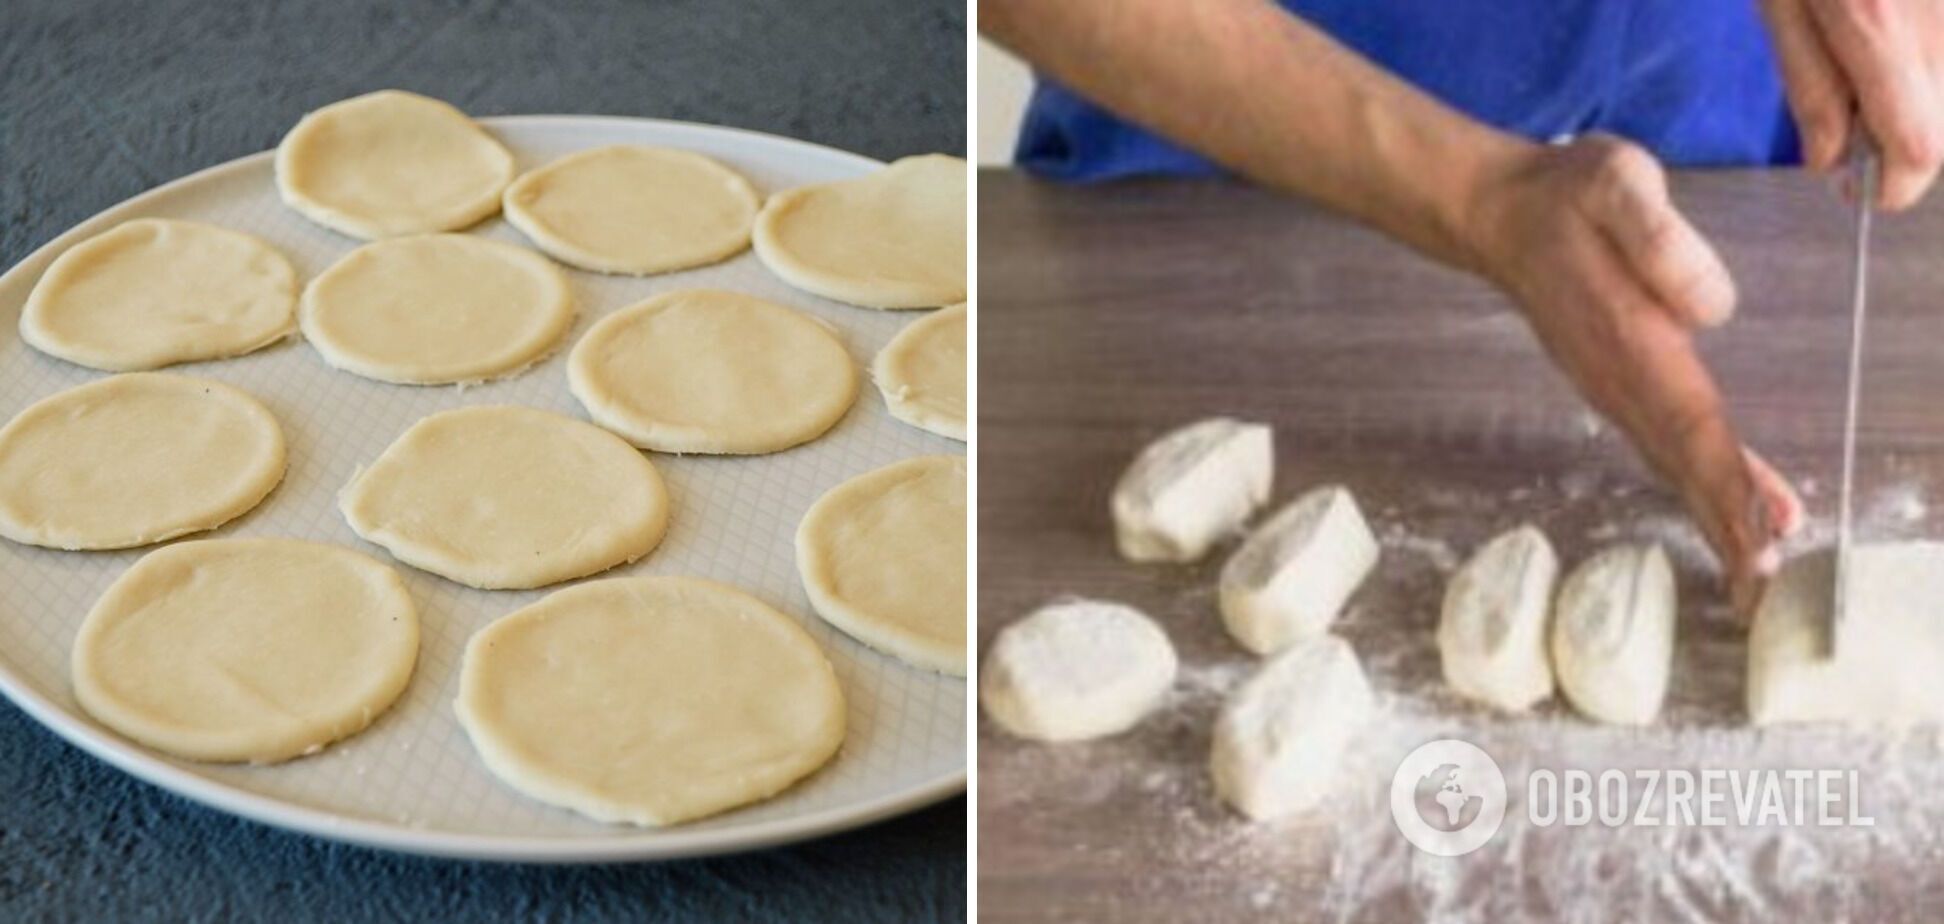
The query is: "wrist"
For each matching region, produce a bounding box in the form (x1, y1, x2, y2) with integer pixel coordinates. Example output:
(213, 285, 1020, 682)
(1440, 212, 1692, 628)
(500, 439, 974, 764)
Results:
(1441, 132, 1541, 279)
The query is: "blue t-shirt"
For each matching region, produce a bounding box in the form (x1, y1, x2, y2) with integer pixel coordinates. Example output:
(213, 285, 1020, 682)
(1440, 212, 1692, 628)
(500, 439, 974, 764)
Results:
(1016, 0, 1801, 181)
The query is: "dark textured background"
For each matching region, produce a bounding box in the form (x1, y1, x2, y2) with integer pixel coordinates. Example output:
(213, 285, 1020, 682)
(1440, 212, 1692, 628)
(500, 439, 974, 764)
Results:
(0, 1, 966, 920)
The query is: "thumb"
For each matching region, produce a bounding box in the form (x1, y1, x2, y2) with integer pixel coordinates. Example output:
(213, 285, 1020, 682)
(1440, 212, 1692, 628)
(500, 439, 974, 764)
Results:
(1582, 141, 1739, 328)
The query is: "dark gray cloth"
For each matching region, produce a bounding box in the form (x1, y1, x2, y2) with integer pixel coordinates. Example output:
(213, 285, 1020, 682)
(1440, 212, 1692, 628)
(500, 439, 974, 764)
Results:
(0, 1, 966, 920)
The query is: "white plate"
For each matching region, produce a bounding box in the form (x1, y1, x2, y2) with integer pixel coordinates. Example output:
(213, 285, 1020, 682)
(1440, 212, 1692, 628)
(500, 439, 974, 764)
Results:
(0, 116, 966, 862)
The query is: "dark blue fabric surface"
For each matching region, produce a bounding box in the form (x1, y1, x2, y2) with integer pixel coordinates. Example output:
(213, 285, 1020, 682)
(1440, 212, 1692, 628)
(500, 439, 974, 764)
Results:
(1016, 0, 1799, 181)
(0, 1, 966, 921)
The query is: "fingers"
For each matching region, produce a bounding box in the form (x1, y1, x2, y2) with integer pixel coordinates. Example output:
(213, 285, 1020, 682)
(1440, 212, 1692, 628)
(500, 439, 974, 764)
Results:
(1580, 140, 1738, 328)
(1805, 0, 1944, 209)
(1762, 0, 1854, 171)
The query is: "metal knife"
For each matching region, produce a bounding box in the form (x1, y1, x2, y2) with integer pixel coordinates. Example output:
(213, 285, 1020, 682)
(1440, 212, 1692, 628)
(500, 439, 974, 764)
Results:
(1830, 137, 1878, 656)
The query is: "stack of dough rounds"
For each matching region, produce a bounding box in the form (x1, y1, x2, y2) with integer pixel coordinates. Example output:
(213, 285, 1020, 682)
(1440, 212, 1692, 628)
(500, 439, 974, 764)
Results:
(340, 406, 669, 590)
(0, 374, 285, 550)
(275, 90, 514, 239)
(455, 576, 845, 826)
(873, 302, 966, 440)
(753, 154, 967, 309)
(796, 455, 967, 675)
(71, 538, 419, 764)
(20, 218, 296, 371)
(568, 289, 857, 454)
(503, 145, 761, 275)
(300, 234, 574, 384)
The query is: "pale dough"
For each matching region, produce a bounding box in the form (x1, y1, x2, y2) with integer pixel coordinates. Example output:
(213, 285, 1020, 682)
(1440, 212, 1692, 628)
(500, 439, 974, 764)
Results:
(300, 234, 573, 384)
(1438, 524, 1559, 712)
(72, 538, 418, 764)
(502, 145, 760, 275)
(1749, 543, 1944, 726)
(0, 374, 285, 550)
(1211, 634, 1374, 820)
(796, 455, 966, 675)
(753, 154, 967, 309)
(873, 302, 966, 441)
(1112, 417, 1273, 563)
(275, 90, 514, 239)
(340, 406, 668, 590)
(568, 289, 857, 454)
(20, 218, 296, 372)
(980, 599, 1177, 742)
(1219, 484, 1378, 655)
(455, 576, 845, 827)
(1551, 543, 1675, 725)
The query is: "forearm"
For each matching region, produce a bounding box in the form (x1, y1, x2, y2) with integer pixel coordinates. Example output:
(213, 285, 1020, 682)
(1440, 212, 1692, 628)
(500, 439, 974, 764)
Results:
(983, 0, 1532, 270)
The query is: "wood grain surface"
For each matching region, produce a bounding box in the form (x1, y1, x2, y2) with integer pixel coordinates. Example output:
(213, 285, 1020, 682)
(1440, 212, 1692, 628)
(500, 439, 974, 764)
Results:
(976, 168, 1944, 922)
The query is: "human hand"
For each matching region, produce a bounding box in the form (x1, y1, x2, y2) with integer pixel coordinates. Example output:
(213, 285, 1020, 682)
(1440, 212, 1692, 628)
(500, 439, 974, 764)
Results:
(1762, 0, 1944, 209)
(1461, 135, 1805, 615)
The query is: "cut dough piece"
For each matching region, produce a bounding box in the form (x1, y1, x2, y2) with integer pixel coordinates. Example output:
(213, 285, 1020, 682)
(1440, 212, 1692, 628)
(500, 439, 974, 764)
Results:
(1219, 485, 1378, 655)
(21, 219, 297, 372)
(502, 145, 760, 275)
(275, 90, 513, 239)
(873, 302, 966, 441)
(1211, 634, 1374, 820)
(753, 154, 966, 309)
(1749, 543, 1944, 726)
(340, 406, 668, 590)
(1551, 544, 1675, 725)
(981, 599, 1177, 741)
(72, 538, 418, 764)
(300, 234, 573, 384)
(797, 455, 966, 675)
(0, 374, 285, 550)
(456, 576, 845, 826)
(1112, 418, 1273, 563)
(569, 289, 857, 454)
(1439, 525, 1559, 712)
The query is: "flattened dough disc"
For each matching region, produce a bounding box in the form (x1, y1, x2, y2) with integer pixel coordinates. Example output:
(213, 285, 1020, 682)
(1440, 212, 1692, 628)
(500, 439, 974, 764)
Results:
(753, 154, 967, 309)
(0, 373, 285, 550)
(796, 455, 966, 675)
(503, 145, 760, 275)
(301, 234, 574, 384)
(568, 289, 857, 454)
(340, 406, 669, 590)
(275, 90, 514, 239)
(873, 303, 966, 441)
(455, 576, 846, 827)
(72, 538, 419, 764)
(20, 218, 297, 372)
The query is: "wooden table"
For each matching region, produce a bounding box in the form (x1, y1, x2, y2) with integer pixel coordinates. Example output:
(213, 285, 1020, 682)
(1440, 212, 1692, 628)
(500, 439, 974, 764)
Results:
(977, 168, 1944, 922)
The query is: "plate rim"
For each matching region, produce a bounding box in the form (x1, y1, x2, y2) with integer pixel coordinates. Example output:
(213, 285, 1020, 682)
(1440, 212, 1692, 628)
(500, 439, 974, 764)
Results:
(0, 113, 966, 864)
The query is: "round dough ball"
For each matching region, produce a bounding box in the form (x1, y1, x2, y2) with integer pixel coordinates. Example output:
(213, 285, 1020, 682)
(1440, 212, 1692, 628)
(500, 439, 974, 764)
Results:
(300, 234, 574, 384)
(20, 219, 297, 372)
(568, 289, 857, 454)
(456, 576, 846, 826)
(796, 455, 966, 675)
(0, 374, 285, 550)
(340, 406, 669, 590)
(873, 303, 966, 441)
(502, 145, 760, 275)
(72, 538, 419, 764)
(275, 90, 514, 239)
(981, 599, 1177, 742)
(753, 154, 967, 309)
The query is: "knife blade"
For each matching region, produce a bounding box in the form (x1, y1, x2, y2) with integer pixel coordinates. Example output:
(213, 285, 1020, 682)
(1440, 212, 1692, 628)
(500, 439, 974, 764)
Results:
(1830, 138, 1878, 656)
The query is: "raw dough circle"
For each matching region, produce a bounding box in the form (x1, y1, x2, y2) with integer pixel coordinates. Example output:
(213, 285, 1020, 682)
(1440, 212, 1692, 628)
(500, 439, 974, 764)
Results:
(796, 455, 966, 675)
(568, 289, 857, 454)
(72, 538, 419, 764)
(753, 154, 967, 309)
(873, 302, 966, 440)
(20, 218, 297, 372)
(340, 406, 669, 590)
(275, 90, 514, 239)
(503, 145, 760, 275)
(300, 234, 574, 384)
(455, 576, 846, 826)
(0, 374, 286, 550)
